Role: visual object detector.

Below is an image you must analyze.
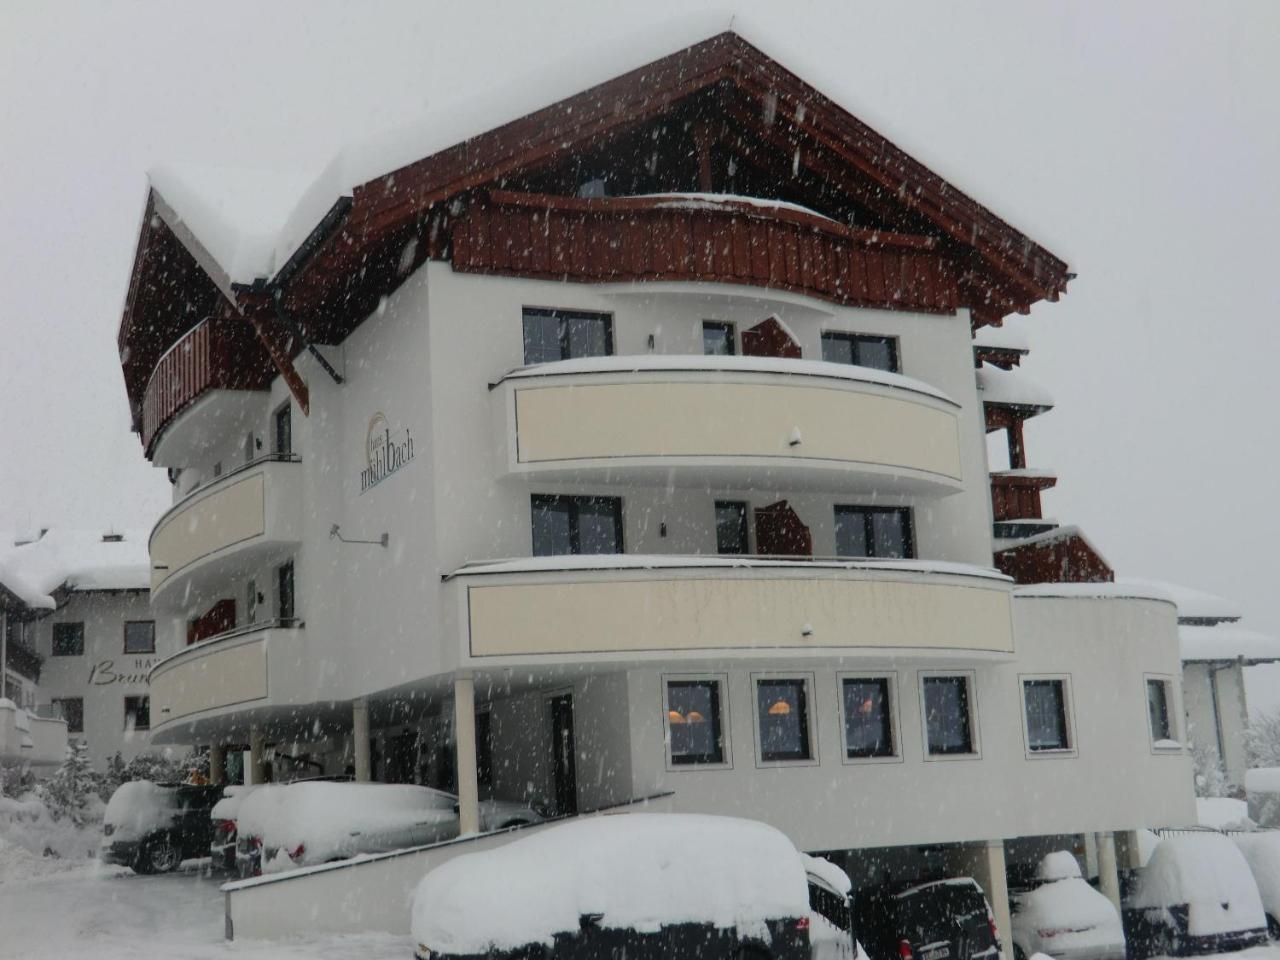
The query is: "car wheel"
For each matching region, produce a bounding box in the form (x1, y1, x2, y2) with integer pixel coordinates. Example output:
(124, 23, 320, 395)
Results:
(143, 835, 183, 874)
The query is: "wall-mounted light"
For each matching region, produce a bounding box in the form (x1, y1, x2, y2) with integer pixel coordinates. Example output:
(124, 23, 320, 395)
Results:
(329, 524, 389, 548)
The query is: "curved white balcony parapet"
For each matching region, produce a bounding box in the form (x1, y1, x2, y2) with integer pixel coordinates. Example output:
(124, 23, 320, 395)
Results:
(0, 703, 68, 767)
(148, 620, 302, 736)
(447, 555, 1013, 663)
(491, 356, 965, 494)
(149, 456, 302, 606)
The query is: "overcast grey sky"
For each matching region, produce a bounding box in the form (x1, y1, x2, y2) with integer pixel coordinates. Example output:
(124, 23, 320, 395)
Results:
(2, 1, 1277, 647)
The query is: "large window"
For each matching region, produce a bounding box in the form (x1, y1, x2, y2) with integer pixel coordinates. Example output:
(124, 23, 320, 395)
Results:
(522, 308, 614, 364)
(665, 679, 725, 766)
(834, 506, 914, 559)
(755, 677, 813, 763)
(923, 675, 975, 756)
(51, 622, 84, 657)
(276, 561, 295, 621)
(52, 697, 84, 734)
(123, 621, 155, 655)
(842, 677, 895, 759)
(1023, 678, 1071, 752)
(1147, 678, 1176, 745)
(702, 321, 736, 356)
(531, 495, 623, 556)
(820, 331, 899, 372)
(714, 500, 749, 555)
(124, 695, 150, 732)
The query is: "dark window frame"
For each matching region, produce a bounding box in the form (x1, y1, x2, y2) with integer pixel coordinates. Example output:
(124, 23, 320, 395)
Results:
(123, 620, 156, 655)
(820, 331, 900, 372)
(1023, 677, 1071, 753)
(714, 500, 750, 555)
(755, 676, 814, 764)
(1147, 677, 1175, 744)
(276, 561, 296, 621)
(841, 676, 897, 760)
(124, 695, 150, 732)
(922, 674, 976, 757)
(52, 697, 84, 734)
(530, 494, 624, 556)
(702, 320, 737, 356)
(51, 622, 85, 657)
(274, 402, 292, 456)
(521, 307, 615, 365)
(665, 678, 727, 766)
(834, 506, 915, 559)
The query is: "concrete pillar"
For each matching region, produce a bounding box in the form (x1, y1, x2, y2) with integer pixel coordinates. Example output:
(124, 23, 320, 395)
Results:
(1096, 831, 1121, 910)
(963, 839, 1012, 955)
(453, 675, 480, 835)
(209, 744, 227, 786)
(353, 698, 372, 782)
(247, 728, 266, 785)
(1116, 828, 1145, 871)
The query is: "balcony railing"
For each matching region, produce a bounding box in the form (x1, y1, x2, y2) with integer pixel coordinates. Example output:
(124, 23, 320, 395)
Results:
(140, 317, 274, 455)
(990, 470, 1057, 522)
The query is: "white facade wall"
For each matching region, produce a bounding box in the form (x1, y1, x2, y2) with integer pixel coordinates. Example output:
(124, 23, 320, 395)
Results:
(1183, 660, 1250, 790)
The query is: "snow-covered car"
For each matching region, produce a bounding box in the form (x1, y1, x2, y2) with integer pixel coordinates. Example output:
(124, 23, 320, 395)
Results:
(1233, 831, 1280, 938)
(208, 783, 261, 873)
(805, 854, 859, 960)
(235, 781, 545, 875)
(411, 813, 812, 960)
(100, 780, 223, 874)
(853, 876, 1001, 960)
(1009, 851, 1125, 960)
(1124, 833, 1268, 958)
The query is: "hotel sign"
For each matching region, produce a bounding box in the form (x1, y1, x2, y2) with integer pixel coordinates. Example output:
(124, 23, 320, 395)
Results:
(361, 411, 416, 493)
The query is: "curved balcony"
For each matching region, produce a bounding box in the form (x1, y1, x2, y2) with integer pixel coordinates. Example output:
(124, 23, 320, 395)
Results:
(447, 555, 1014, 663)
(149, 456, 302, 606)
(492, 356, 964, 494)
(148, 619, 301, 739)
(0, 704, 67, 767)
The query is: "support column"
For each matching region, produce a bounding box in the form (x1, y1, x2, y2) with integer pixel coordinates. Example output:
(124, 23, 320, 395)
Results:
(209, 744, 227, 786)
(453, 675, 480, 835)
(247, 728, 266, 785)
(353, 698, 372, 782)
(1096, 831, 1121, 911)
(1116, 828, 1146, 872)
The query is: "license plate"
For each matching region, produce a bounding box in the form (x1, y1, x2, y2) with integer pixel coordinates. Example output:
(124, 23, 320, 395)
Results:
(922, 947, 951, 960)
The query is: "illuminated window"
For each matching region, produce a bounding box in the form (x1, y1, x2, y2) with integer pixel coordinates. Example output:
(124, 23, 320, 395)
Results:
(665, 679, 725, 765)
(756, 678, 812, 763)
(842, 677, 894, 759)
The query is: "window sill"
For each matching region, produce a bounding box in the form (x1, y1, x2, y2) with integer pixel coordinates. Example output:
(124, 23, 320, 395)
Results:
(923, 750, 982, 762)
(842, 752, 904, 766)
(1026, 746, 1077, 760)
(755, 756, 820, 769)
(666, 758, 732, 772)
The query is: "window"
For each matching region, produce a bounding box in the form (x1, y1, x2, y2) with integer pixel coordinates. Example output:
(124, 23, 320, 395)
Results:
(52, 697, 84, 734)
(756, 677, 813, 763)
(834, 506, 914, 559)
(842, 677, 895, 759)
(714, 500, 749, 554)
(213, 461, 222, 478)
(820, 331, 899, 372)
(923, 675, 975, 756)
(51, 622, 84, 657)
(244, 431, 256, 463)
(123, 621, 155, 655)
(124, 696, 150, 732)
(522, 308, 613, 364)
(274, 403, 292, 456)
(246, 579, 258, 625)
(702, 321, 736, 356)
(276, 561, 295, 621)
(1147, 678, 1176, 744)
(1023, 679, 1071, 752)
(665, 679, 725, 766)
(531, 495, 623, 556)
(4, 617, 21, 646)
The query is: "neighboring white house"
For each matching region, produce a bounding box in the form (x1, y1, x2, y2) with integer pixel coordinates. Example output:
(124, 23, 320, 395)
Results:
(113, 30, 1197, 934)
(0, 529, 175, 770)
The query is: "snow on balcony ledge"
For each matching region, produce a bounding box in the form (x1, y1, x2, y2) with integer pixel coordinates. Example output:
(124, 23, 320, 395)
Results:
(1180, 624, 1280, 664)
(1014, 581, 1177, 605)
(976, 363, 1054, 410)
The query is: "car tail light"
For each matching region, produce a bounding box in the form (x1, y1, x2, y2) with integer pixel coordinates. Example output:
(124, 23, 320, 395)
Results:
(990, 916, 1002, 949)
(898, 939, 915, 960)
(290, 844, 305, 860)
(214, 819, 234, 839)
(796, 916, 810, 931)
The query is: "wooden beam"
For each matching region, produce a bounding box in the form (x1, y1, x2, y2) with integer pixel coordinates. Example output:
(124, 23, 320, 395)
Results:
(245, 302, 310, 415)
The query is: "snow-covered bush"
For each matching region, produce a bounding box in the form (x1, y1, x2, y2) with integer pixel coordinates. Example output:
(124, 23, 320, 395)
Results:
(1191, 740, 1229, 798)
(39, 742, 104, 826)
(1245, 709, 1280, 768)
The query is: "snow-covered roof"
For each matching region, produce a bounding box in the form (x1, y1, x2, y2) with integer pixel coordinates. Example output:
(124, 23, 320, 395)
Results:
(634, 192, 842, 225)
(496, 354, 957, 405)
(976, 363, 1054, 410)
(1118, 578, 1241, 624)
(1180, 624, 1280, 664)
(973, 324, 1030, 354)
(1014, 579, 1172, 605)
(0, 529, 150, 609)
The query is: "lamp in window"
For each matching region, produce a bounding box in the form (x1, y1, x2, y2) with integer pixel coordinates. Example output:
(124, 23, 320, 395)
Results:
(858, 697, 876, 716)
(667, 710, 686, 725)
(686, 710, 706, 723)
(768, 700, 792, 716)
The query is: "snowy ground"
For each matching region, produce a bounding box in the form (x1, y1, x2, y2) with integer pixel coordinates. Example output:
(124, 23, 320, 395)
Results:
(0, 857, 409, 960)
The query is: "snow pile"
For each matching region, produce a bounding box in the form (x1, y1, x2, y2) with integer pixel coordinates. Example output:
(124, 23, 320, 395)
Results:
(0, 793, 101, 877)
(102, 781, 177, 843)
(412, 814, 810, 954)
(809, 910, 855, 960)
(976, 364, 1054, 410)
(804, 853, 853, 895)
(1197, 797, 1255, 831)
(0, 528, 149, 606)
(1034, 850, 1083, 881)
(1129, 833, 1266, 936)
(1235, 832, 1280, 922)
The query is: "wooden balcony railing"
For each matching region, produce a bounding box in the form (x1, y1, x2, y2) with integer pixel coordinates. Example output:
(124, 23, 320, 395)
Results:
(990, 471, 1057, 522)
(140, 318, 274, 455)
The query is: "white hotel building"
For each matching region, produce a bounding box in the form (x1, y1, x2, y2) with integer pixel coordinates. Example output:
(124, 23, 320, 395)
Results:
(117, 33, 1194, 929)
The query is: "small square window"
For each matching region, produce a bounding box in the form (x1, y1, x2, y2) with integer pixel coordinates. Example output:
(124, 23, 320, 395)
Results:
(923, 675, 975, 756)
(842, 677, 895, 759)
(665, 679, 725, 766)
(123, 621, 155, 655)
(756, 677, 813, 763)
(702, 321, 736, 356)
(52, 622, 85, 657)
(52, 697, 84, 734)
(820, 331, 899, 372)
(714, 501, 749, 555)
(124, 695, 150, 732)
(1147, 678, 1177, 745)
(1023, 678, 1071, 752)
(522, 308, 613, 364)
